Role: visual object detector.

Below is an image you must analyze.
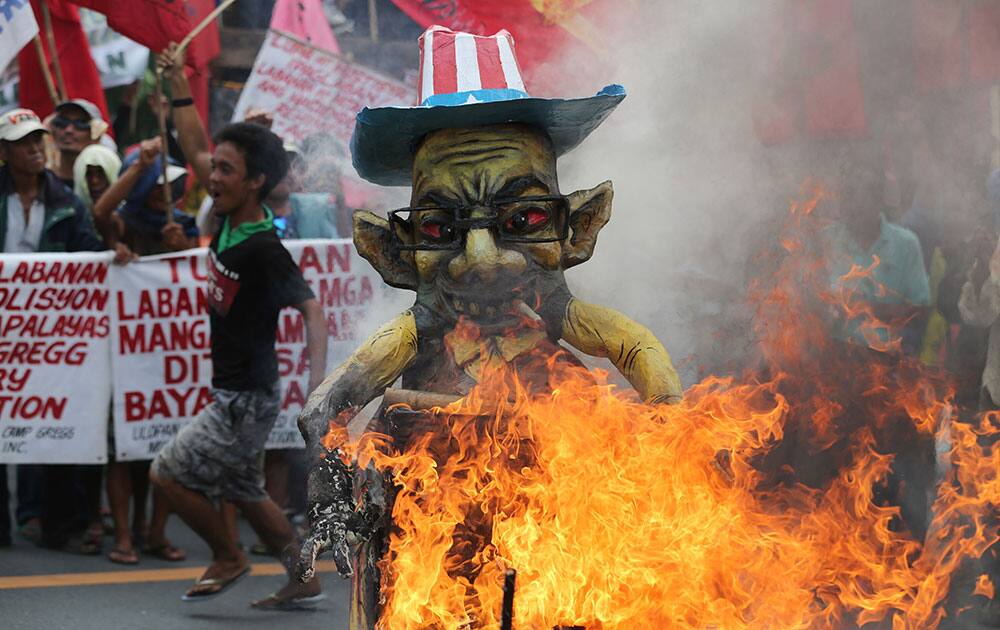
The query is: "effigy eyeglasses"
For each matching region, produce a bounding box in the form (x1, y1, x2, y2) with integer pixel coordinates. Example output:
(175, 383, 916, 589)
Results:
(388, 195, 569, 251)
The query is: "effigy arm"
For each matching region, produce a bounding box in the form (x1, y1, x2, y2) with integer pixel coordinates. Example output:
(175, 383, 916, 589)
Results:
(560, 297, 682, 404)
(295, 309, 418, 580)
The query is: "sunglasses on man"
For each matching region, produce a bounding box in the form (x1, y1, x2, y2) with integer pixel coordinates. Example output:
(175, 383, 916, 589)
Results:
(51, 116, 91, 132)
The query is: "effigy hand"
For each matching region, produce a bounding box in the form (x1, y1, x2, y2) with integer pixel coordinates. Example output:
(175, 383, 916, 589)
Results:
(296, 452, 371, 581)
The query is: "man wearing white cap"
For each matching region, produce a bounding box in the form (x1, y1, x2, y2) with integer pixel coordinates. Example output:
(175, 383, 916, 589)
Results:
(0, 108, 104, 254)
(0, 107, 105, 551)
(50, 99, 108, 188)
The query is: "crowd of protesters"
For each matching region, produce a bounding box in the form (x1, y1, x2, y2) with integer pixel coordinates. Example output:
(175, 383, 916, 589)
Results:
(0, 39, 349, 608)
(3, 17, 1000, 621)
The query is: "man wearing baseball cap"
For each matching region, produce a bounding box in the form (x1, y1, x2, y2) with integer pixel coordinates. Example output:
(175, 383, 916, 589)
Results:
(51, 99, 106, 187)
(0, 107, 105, 551)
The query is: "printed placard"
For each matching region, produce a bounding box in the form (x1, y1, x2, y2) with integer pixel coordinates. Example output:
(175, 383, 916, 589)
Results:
(231, 29, 410, 146)
(0, 252, 113, 464)
(110, 240, 385, 460)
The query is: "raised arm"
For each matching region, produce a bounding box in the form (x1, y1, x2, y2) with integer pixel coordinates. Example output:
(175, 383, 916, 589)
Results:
(560, 297, 683, 404)
(92, 137, 160, 242)
(296, 309, 418, 580)
(157, 43, 212, 187)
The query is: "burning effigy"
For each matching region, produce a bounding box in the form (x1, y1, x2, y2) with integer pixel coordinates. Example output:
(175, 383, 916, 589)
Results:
(296, 26, 1000, 630)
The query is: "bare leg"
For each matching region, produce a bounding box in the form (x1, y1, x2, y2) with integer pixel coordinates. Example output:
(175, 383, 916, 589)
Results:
(221, 501, 240, 546)
(146, 486, 169, 544)
(106, 461, 135, 561)
(264, 451, 290, 511)
(130, 462, 150, 540)
(144, 485, 185, 561)
(151, 471, 246, 594)
(237, 497, 322, 606)
(238, 497, 296, 553)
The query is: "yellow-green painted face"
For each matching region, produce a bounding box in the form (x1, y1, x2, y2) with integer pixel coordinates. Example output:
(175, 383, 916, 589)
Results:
(404, 124, 569, 328)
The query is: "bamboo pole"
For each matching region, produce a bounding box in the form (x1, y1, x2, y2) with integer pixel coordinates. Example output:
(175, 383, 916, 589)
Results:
(154, 70, 174, 225)
(368, 0, 379, 43)
(39, 1, 67, 101)
(178, 0, 238, 53)
(31, 36, 59, 105)
(151, 0, 239, 223)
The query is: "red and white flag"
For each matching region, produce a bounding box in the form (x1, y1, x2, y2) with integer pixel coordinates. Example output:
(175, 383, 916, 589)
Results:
(0, 0, 40, 71)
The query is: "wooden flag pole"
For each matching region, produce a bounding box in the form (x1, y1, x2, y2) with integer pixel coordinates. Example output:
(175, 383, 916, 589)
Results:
(40, 1, 67, 101)
(368, 0, 380, 43)
(31, 36, 60, 105)
(154, 69, 175, 225)
(151, 0, 238, 224)
(178, 0, 238, 53)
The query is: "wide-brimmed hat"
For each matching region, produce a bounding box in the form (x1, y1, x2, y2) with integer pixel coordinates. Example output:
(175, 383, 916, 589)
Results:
(351, 25, 625, 187)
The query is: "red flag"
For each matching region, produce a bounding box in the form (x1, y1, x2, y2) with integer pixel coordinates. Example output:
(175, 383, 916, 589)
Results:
(184, 0, 221, 69)
(183, 0, 220, 123)
(69, 0, 190, 54)
(388, 0, 618, 95)
(17, 0, 108, 120)
(71, 0, 218, 121)
(753, 0, 868, 145)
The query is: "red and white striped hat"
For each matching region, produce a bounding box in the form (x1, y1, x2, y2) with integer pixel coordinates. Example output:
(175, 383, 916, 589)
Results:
(351, 25, 626, 186)
(418, 26, 527, 106)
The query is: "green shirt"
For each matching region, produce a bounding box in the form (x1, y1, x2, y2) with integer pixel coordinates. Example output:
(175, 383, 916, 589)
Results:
(218, 206, 274, 252)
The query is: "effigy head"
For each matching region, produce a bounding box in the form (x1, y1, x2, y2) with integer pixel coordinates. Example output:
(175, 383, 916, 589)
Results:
(353, 122, 615, 330)
(349, 26, 626, 331)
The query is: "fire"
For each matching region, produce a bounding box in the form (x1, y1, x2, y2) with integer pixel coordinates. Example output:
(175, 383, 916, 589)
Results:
(338, 183, 1000, 628)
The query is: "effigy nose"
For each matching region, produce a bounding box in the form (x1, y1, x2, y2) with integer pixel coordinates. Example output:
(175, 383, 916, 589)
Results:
(448, 228, 526, 284)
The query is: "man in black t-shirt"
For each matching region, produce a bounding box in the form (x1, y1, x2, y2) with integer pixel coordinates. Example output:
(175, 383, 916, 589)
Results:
(151, 113, 327, 608)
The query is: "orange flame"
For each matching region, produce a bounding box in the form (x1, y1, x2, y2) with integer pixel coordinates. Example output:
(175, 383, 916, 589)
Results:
(339, 183, 1000, 628)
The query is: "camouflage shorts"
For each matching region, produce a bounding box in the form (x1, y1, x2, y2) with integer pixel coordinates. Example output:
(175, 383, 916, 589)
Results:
(152, 383, 281, 503)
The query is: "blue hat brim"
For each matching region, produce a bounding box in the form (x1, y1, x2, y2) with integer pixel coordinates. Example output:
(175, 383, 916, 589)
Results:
(350, 85, 626, 187)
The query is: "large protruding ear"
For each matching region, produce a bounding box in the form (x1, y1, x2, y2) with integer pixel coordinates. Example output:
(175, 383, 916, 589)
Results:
(561, 180, 613, 269)
(353, 210, 419, 290)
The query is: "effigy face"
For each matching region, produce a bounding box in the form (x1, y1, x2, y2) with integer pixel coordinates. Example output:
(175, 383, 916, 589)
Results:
(355, 122, 611, 337)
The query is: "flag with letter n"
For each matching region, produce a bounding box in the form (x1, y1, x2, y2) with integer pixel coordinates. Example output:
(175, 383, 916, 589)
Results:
(0, 0, 39, 71)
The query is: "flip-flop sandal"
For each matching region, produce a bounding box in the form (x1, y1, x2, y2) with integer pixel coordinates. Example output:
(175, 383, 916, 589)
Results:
(108, 547, 140, 565)
(250, 592, 327, 611)
(143, 543, 186, 562)
(181, 566, 251, 602)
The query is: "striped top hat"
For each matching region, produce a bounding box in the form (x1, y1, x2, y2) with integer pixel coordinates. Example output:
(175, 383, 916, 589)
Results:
(351, 25, 625, 187)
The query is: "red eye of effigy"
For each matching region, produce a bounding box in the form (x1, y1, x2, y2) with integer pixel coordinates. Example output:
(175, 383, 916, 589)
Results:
(506, 208, 549, 233)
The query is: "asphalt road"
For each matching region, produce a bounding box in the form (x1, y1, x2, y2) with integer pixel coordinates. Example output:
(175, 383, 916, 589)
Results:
(1, 494, 353, 630)
(2, 470, 996, 630)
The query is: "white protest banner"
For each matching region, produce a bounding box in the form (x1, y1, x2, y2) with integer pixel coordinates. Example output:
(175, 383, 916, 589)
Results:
(80, 8, 149, 89)
(0, 252, 113, 464)
(110, 239, 386, 460)
(0, 61, 20, 115)
(231, 29, 411, 146)
(0, 0, 38, 73)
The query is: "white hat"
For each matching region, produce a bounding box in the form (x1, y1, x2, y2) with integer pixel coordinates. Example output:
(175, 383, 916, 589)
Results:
(156, 164, 187, 184)
(0, 109, 48, 141)
(55, 99, 103, 122)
